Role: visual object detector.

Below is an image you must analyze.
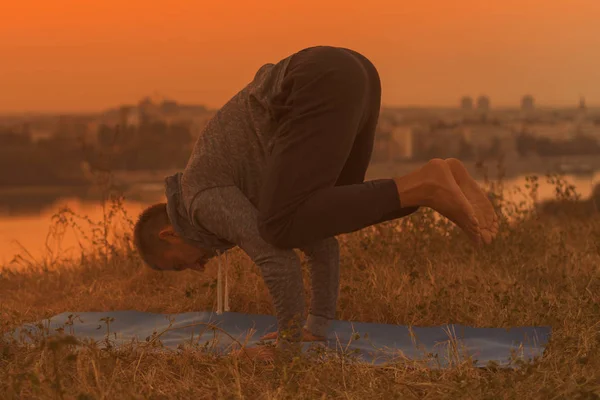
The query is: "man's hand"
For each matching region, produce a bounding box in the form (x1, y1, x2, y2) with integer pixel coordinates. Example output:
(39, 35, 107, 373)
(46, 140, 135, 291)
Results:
(260, 328, 326, 342)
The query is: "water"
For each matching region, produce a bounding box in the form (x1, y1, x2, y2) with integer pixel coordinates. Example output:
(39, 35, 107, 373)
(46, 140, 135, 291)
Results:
(1, 172, 598, 267)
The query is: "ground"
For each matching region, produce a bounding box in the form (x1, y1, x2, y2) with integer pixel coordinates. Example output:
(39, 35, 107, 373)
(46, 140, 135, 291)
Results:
(1, 175, 599, 399)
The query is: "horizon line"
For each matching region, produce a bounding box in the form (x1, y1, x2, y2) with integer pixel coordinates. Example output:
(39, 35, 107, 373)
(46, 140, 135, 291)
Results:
(1, 103, 597, 117)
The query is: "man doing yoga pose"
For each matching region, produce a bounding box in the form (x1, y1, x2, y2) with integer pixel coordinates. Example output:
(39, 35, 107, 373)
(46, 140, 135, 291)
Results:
(133, 45, 499, 361)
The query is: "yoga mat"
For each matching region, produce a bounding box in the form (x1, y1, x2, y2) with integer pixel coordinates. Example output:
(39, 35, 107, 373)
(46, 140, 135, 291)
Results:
(10, 310, 551, 368)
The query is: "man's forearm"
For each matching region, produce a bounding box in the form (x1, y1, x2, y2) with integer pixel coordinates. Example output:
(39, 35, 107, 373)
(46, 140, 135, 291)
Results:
(299, 237, 340, 337)
(190, 186, 307, 345)
(250, 248, 306, 344)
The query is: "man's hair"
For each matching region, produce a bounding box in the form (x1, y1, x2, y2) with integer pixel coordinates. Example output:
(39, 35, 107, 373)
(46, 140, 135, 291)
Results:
(133, 203, 171, 270)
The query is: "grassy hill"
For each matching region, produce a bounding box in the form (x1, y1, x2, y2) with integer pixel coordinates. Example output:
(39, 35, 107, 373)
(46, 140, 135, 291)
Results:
(1, 177, 599, 399)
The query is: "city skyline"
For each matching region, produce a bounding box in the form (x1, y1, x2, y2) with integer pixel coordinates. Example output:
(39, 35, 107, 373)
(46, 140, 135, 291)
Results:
(0, 94, 596, 117)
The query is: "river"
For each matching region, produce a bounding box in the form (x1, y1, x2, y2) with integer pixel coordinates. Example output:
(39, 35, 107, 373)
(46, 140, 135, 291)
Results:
(1, 170, 599, 267)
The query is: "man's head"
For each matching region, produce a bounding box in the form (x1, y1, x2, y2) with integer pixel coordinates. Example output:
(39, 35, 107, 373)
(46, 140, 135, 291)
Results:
(133, 203, 216, 272)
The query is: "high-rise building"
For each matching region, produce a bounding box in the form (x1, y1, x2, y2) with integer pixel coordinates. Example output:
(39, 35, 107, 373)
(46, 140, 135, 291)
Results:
(574, 96, 587, 137)
(460, 96, 474, 111)
(476, 95, 491, 112)
(521, 95, 535, 111)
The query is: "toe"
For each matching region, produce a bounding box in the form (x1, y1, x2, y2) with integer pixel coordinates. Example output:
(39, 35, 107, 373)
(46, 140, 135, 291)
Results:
(469, 212, 480, 228)
(473, 231, 483, 246)
(481, 229, 494, 245)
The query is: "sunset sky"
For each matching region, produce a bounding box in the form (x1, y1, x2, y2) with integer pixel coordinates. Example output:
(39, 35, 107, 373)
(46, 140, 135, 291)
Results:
(1, 0, 599, 113)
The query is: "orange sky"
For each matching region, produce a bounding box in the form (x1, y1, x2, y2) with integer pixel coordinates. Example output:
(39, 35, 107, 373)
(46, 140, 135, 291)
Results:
(1, 0, 599, 113)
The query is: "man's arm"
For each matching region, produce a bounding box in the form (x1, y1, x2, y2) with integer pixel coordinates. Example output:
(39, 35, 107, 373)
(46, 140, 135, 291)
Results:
(190, 186, 306, 345)
(298, 238, 340, 338)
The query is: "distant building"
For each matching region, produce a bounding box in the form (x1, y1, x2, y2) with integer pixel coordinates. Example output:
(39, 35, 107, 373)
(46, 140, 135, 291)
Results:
(390, 126, 414, 160)
(521, 95, 535, 112)
(460, 96, 474, 111)
(160, 100, 179, 114)
(519, 120, 600, 141)
(476, 95, 491, 112)
(459, 124, 515, 159)
(113, 96, 213, 128)
(575, 96, 590, 137)
(461, 124, 513, 144)
(371, 122, 418, 162)
(372, 128, 392, 163)
(137, 97, 161, 124)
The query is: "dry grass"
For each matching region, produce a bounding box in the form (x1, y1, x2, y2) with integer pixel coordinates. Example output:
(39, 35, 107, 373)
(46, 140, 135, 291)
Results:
(1, 169, 599, 399)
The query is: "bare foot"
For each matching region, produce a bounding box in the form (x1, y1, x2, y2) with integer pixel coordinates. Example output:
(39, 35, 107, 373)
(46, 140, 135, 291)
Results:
(445, 158, 499, 245)
(393, 159, 483, 245)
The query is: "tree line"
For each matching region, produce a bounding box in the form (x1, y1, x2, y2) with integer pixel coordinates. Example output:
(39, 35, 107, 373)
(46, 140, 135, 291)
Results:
(0, 121, 194, 186)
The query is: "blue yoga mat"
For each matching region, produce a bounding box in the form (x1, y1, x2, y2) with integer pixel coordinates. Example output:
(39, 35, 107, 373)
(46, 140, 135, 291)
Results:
(10, 310, 551, 368)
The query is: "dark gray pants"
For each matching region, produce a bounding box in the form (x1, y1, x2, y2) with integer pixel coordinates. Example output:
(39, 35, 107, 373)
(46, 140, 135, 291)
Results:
(257, 46, 418, 249)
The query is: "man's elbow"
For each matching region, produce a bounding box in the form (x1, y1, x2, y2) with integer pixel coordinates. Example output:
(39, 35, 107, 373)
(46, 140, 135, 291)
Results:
(257, 216, 298, 249)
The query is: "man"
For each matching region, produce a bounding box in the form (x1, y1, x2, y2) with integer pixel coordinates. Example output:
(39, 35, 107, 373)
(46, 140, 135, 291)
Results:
(133, 46, 498, 361)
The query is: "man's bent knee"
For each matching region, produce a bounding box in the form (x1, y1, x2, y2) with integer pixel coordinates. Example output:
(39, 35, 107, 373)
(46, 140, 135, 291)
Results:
(257, 216, 309, 249)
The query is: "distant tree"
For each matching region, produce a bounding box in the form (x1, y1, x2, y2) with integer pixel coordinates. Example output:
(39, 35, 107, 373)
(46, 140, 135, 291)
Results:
(0, 129, 32, 147)
(486, 136, 502, 158)
(141, 120, 168, 143)
(515, 132, 536, 157)
(97, 124, 116, 149)
(535, 137, 556, 156)
(570, 135, 600, 155)
(457, 136, 474, 160)
(169, 122, 192, 145)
